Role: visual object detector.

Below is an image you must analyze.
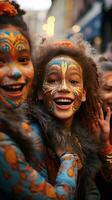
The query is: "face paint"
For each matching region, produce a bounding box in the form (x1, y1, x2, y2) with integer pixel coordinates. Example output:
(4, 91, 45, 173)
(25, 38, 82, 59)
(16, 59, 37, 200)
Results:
(40, 56, 86, 127)
(0, 26, 34, 108)
(13, 71, 22, 80)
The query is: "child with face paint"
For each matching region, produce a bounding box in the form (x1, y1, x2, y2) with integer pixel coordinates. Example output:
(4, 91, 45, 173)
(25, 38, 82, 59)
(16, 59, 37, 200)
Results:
(30, 38, 102, 200)
(0, 1, 34, 108)
(0, 1, 86, 200)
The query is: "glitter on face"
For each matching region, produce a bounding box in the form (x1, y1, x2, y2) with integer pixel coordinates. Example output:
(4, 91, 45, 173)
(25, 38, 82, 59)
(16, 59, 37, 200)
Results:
(41, 56, 86, 126)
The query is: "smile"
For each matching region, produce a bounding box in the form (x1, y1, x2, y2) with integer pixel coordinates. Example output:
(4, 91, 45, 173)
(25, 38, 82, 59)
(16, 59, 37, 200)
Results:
(54, 98, 73, 105)
(1, 83, 25, 92)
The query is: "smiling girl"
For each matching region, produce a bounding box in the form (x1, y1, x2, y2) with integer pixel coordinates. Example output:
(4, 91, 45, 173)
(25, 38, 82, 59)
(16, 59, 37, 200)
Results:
(30, 38, 101, 199)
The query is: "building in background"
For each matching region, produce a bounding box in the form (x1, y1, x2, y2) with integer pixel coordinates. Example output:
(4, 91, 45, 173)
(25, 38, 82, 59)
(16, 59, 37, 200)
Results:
(17, 0, 54, 37)
(67, 0, 112, 52)
(43, 0, 75, 38)
(17, 0, 112, 51)
(45, 0, 103, 50)
(100, 0, 112, 52)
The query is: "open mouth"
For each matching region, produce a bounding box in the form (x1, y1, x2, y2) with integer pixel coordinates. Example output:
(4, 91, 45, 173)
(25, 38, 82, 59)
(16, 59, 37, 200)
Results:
(1, 83, 25, 92)
(54, 98, 73, 106)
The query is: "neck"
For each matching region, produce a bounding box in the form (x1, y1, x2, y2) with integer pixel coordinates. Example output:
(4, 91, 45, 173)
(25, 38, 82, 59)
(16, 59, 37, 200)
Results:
(60, 117, 73, 129)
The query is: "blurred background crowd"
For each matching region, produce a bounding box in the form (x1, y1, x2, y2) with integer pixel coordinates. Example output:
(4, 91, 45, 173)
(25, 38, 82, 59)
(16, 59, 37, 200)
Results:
(16, 0, 112, 59)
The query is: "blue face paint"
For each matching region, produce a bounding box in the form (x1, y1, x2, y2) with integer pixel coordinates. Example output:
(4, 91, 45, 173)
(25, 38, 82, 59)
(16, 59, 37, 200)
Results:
(13, 71, 22, 79)
(0, 44, 10, 53)
(48, 60, 62, 66)
(5, 97, 17, 108)
(0, 30, 20, 36)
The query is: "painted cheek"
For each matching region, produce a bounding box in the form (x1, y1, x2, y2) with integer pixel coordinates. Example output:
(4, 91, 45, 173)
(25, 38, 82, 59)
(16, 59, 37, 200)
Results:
(0, 94, 17, 108)
(5, 97, 17, 108)
(23, 64, 34, 82)
(43, 81, 57, 95)
(73, 90, 83, 110)
(42, 84, 56, 111)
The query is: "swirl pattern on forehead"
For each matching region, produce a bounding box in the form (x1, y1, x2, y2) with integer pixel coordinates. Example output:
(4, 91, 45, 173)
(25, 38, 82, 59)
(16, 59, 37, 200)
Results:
(0, 30, 29, 53)
(48, 56, 80, 67)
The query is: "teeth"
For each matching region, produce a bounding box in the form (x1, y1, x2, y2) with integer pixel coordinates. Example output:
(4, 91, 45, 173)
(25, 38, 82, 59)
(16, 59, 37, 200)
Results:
(1, 84, 25, 91)
(11, 85, 22, 89)
(55, 99, 72, 102)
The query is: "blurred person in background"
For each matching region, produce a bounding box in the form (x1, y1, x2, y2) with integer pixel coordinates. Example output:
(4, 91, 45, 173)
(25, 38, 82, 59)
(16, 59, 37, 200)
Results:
(104, 42, 112, 61)
(95, 58, 112, 200)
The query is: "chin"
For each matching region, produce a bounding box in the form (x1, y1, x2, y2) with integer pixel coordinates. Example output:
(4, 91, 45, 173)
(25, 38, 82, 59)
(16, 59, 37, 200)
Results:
(53, 111, 73, 121)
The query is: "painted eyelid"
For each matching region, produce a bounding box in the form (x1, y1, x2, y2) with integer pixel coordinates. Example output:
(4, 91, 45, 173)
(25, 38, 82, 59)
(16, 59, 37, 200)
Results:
(47, 69, 60, 75)
(47, 78, 58, 82)
(47, 67, 60, 73)
(47, 73, 59, 77)
(46, 73, 60, 80)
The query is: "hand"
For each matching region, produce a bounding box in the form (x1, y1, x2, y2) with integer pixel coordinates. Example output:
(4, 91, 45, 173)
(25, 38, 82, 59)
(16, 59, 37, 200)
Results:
(98, 105, 111, 147)
(92, 103, 111, 147)
(56, 142, 74, 158)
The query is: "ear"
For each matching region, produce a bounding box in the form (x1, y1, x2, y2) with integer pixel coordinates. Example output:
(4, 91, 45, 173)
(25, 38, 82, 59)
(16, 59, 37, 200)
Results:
(82, 90, 86, 102)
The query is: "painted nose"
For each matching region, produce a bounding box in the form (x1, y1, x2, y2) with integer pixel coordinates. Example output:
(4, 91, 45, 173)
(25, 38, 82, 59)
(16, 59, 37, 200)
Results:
(13, 71, 22, 80)
(58, 80, 69, 93)
(9, 67, 22, 80)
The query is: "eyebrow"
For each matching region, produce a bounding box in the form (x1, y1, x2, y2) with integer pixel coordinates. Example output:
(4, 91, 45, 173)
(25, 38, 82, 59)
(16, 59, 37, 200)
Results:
(47, 64, 60, 70)
(16, 49, 30, 54)
(47, 69, 60, 75)
(68, 71, 82, 78)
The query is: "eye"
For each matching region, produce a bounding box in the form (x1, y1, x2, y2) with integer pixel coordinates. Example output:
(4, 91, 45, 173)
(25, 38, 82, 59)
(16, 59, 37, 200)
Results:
(47, 79, 57, 84)
(18, 57, 30, 64)
(105, 88, 112, 92)
(47, 74, 59, 84)
(70, 80, 78, 85)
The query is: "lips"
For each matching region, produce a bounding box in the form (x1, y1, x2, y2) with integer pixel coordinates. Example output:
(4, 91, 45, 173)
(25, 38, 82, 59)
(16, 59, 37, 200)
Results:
(54, 98, 73, 105)
(0, 83, 26, 98)
(1, 83, 25, 92)
(54, 97, 74, 110)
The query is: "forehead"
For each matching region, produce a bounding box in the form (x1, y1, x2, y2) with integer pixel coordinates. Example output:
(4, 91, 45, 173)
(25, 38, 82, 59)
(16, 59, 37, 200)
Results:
(47, 56, 82, 70)
(0, 26, 29, 50)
